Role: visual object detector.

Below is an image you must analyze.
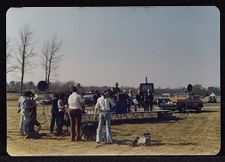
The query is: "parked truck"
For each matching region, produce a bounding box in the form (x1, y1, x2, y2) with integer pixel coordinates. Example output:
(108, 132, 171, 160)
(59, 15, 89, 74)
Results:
(170, 93, 203, 113)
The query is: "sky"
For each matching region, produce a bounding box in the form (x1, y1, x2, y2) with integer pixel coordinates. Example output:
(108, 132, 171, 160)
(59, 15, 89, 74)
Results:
(6, 6, 220, 88)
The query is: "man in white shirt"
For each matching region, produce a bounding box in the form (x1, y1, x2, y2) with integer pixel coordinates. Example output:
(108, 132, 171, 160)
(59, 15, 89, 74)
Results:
(94, 90, 115, 144)
(68, 87, 85, 142)
(18, 92, 27, 135)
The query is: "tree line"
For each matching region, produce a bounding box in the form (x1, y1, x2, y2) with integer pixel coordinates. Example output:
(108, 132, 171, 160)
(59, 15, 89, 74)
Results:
(6, 80, 220, 97)
(7, 24, 63, 95)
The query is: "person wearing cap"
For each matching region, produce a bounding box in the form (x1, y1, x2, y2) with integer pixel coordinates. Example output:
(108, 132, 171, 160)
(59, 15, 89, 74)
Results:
(68, 87, 85, 142)
(94, 90, 115, 144)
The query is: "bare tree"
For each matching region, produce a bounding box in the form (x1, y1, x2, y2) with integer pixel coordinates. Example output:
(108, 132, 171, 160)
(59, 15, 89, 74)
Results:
(41, 35, 62, 87)
(15, 25, 35, 95)
(6, 38, 18, 73)
(41, 41, 50, 82)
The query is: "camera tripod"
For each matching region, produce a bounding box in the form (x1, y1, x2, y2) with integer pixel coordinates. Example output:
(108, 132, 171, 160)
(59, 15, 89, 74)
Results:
(38, 105, 50, 124)
(38, 92, 50, 124)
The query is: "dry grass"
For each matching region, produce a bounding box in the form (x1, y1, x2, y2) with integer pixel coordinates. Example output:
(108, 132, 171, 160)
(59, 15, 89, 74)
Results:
(7, 95, 220, 156)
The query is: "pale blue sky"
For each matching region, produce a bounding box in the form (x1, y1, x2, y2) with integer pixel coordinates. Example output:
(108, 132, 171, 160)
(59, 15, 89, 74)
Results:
(6, 7, 220, 88)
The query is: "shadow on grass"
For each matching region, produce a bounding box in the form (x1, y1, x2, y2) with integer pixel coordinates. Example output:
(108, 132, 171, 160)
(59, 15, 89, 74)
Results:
(41, 135, 66, 140)
(112, 139, 197, 147)
(193, 110, 218, 113)
(113, 139, 133, 146)
(149, 139, 166, 146)
(111, 116, 183, 125)
(167, 142, 198, 146)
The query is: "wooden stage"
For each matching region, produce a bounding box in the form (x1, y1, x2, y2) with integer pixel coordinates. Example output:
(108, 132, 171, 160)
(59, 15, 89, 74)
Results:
(82, 108, 174, 123)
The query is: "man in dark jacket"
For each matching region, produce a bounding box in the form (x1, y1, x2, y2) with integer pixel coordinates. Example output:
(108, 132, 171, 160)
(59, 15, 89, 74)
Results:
(93, 90, 101, 104)
(50, 93, 59, 134)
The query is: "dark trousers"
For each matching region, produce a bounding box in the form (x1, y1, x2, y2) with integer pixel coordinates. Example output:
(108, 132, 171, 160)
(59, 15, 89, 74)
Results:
(57, 111, 64, 135)
(149, 102, 153, 111)
(50, 111, 58, 133)
(68, 109, 82, 141)
(144, 103, 149, 111)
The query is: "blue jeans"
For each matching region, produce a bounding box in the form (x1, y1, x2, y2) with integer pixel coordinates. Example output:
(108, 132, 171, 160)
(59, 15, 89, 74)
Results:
(23, 115, 34, 135)
(19, 115, 24, 135)
(96, 111, 112, 143)
(50, 111, 59, 133)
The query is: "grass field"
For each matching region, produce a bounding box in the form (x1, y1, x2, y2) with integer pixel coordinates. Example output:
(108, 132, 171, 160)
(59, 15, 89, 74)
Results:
(6, 94, 220, 156)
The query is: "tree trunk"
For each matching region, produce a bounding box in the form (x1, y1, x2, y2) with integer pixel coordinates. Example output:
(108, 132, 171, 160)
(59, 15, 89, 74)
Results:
(47, 53, 53, 94)
(45, 54, 48, 82)
(20, 45, 26, 95)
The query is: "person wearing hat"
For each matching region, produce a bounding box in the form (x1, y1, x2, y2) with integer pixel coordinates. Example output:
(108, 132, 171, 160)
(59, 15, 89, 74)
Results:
(68, 87, 85, 142)
(94, 90, 115, 144)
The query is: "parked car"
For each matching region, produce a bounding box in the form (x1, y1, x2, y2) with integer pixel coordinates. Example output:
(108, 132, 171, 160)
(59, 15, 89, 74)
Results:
(170, 93, 189, 103)
(157, 93, 171, 105)
(160, 93, 171, 99)
(41, 96, 53, 105)
(83, 94, 94, 106)
(159, 99, 177, 111)
(208, 96, 217, 103)
(208, 93, 217, 103)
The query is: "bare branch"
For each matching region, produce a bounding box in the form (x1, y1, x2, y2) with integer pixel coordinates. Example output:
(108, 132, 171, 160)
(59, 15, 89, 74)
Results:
(15, 24, 35, 95)
(41, 35, 63, 86)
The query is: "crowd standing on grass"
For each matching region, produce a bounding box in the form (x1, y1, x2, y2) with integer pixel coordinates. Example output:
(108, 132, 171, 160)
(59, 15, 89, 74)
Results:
(17, 82, 154, 143)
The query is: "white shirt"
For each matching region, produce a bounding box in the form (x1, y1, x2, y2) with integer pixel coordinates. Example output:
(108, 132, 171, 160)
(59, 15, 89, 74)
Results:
(94, 96, 115, 114)
(57, 99, 64, 112)
(18, 96, 26, 109)
(68, 92, 84, 110)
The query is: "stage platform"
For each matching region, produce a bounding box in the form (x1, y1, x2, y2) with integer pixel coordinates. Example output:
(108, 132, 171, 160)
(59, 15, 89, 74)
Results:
(82, 108, 174, 123)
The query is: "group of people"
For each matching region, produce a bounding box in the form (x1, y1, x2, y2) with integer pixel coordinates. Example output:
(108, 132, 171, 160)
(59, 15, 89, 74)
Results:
(48, 86, 85, 141)
(136, 90, 154, 112)
(17, 82, 154, 144)
(18, 91, 41, 139)
(49, 86, 114, 144)
(109, 82, 155, 112)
